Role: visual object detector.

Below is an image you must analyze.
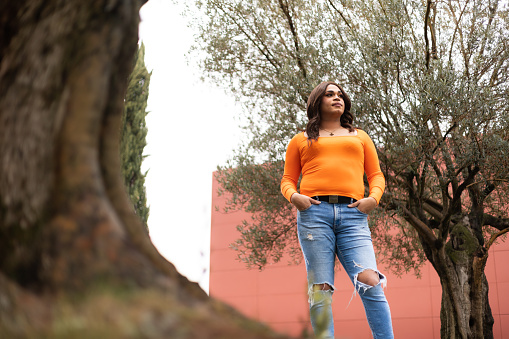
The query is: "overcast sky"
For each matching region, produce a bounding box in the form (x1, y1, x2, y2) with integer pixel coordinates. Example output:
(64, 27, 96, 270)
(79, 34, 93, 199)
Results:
(139, 0, 243, 293)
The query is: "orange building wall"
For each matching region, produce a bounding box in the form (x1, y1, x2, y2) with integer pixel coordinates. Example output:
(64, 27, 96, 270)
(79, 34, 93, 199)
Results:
(209, 177, 509, 338)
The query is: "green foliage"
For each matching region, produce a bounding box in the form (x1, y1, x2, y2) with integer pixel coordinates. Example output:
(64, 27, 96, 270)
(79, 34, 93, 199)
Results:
(193, 0, 509, 272)
(216, 159, 299, 268)
(120, 43, 151, 231)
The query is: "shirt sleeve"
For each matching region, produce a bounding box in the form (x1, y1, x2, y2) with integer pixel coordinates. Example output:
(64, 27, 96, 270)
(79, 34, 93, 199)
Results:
(360, 130, 385, 204)
(280, 135, 302, 202)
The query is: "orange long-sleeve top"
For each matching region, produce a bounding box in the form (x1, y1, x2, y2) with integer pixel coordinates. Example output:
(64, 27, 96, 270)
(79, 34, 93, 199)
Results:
(280, 129, 385, 204)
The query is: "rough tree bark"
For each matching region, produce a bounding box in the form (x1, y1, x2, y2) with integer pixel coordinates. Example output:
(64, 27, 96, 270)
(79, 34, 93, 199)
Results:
(0, 1, 291, 338)
(416, 213, 496, 339)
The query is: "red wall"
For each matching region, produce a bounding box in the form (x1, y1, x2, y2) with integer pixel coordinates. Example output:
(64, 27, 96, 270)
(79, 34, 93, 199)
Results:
(209, 178, 509, 338)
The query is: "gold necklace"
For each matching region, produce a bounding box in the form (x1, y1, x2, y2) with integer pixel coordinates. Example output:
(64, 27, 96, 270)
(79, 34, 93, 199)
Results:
(320, 128, 340, 136)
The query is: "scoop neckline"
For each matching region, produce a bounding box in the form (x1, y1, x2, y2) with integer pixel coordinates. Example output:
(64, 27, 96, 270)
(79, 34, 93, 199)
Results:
(303, 130, 358, 138)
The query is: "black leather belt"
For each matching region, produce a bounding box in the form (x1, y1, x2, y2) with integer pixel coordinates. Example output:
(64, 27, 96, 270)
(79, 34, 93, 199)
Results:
(312, 195, 357, 204)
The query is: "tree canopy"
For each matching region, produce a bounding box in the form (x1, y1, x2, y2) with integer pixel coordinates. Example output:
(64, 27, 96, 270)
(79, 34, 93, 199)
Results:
(193, 0, 509, 272)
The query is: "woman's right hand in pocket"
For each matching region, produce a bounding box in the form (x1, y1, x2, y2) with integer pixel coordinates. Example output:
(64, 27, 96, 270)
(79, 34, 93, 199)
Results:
(291, 193, 321, 211)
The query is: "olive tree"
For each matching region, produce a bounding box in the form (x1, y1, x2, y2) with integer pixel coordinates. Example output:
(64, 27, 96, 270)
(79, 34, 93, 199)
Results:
(192, 0, 509, 337)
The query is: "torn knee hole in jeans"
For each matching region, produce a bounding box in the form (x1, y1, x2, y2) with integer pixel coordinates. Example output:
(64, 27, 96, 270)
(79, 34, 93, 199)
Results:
(356, 269, 381, 287)
(347, 261, 388, 308)
(353, 261, 387, 289)
(308, 283, 335, 305)
(313, 283, 334, 291)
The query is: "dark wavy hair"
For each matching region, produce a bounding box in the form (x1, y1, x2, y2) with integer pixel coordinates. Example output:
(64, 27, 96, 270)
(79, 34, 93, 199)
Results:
(305, 81, 354, 141)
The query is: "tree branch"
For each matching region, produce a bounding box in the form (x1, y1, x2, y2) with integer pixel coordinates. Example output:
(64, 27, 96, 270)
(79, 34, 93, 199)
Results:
(466, 178, 508, 189)
(483, 214, 509, 231)
(398, 203, 438, 247)
(278, 0, 307, 83)
(326, 0, 352, 29)
(451, 165, 480, 213)
(475, 0, 499, 75)
(424, 198, 444, 211)
(446, 0, 470, 75)
(423, 201, 444, 222)
(427, 154, 451, 211)
(486, 228, 509, 252)
(217, 4, 281, 70)
(424, 0, 432, 69)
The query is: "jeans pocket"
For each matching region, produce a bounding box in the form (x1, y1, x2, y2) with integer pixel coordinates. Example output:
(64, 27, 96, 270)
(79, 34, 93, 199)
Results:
(301, 204, 313, 212)
(354, 206, 368, 215)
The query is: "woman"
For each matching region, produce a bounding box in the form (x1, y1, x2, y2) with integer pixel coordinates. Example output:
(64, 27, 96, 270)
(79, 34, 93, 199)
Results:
(280, 81, 394, 338)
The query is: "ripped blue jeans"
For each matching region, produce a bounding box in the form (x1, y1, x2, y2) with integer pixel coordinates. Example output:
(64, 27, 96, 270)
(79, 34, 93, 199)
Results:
(297, 201, 394, 339)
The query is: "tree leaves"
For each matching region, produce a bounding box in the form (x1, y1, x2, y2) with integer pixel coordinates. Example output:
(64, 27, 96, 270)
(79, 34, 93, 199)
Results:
(193, 0, 509, 272)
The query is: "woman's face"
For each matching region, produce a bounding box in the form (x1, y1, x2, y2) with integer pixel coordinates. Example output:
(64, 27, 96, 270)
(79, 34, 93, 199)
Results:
(319, 84, 345, 117)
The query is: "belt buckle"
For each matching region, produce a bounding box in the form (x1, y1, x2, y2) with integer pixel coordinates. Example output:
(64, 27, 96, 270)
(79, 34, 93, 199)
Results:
(329, 195, 339, 203)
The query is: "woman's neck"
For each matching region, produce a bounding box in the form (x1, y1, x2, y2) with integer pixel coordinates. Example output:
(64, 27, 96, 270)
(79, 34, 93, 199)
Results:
(320, 119, 342, 131)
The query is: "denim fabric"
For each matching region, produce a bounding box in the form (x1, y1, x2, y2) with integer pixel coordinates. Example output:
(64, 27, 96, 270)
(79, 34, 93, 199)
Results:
(297, 202, 394, 339)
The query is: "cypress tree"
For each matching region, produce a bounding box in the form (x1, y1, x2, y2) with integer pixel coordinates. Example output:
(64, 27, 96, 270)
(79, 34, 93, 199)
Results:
(121, 43, 151, 232)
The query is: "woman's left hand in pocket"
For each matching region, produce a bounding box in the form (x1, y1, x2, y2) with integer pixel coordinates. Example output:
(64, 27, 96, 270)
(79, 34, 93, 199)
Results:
(348, 197, 377, 214)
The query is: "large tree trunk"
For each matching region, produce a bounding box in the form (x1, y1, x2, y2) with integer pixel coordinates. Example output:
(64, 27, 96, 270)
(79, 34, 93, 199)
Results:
(0, 1, 290, 337)
(431, 221, 494, 339)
